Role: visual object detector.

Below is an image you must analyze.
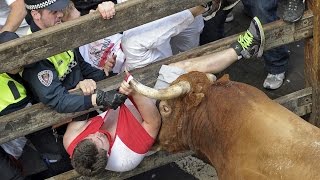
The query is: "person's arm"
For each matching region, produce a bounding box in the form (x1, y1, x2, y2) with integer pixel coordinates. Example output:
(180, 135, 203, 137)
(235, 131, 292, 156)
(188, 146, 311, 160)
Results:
(22, 60, 126, 113)
(132, 93, 161, 138)
(0, 0, 27, 33)
(22, 60, 94, 113)
(63, 119, 89, 150)
(119, 78, 161, 138)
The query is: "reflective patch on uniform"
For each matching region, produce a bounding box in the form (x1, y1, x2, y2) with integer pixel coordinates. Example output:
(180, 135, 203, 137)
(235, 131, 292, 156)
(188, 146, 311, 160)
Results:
(38, 70, 53, 87)
(59, 59, 77, 81)
(57, 59, 63, 66)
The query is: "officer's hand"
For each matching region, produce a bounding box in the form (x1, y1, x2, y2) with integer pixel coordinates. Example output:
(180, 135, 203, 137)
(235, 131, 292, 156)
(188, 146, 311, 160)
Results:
(77, 79, 96, 95)
(96, 89, 127, 110)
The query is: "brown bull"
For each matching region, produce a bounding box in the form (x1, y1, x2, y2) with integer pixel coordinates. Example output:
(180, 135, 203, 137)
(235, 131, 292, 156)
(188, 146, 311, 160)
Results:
(130, 71, 320, 180)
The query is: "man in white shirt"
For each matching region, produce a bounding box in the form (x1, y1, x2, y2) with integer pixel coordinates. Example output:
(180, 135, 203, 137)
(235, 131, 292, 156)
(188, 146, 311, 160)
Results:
(0, 0, 29, 36)
(63, 1, 206, 73)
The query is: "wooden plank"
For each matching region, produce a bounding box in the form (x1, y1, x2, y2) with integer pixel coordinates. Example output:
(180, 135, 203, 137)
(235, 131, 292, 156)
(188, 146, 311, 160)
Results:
(275, 87, 312, 116)
(47, 151, 194, 180)
(48, 88, 313, 180)
(0, 13, 314, 144)
(305, 0, 320, 126)
(0, 0, 207, 73)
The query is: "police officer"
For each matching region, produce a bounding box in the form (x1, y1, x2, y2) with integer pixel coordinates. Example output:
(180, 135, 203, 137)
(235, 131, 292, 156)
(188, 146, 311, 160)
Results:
(0, 31, 31, 180)
(22, 0, 125, 114)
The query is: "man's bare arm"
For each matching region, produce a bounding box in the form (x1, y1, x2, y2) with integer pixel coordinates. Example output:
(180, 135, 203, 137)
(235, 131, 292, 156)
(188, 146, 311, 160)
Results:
(0, 0, 27, 33)
(119, 78, 161, 139)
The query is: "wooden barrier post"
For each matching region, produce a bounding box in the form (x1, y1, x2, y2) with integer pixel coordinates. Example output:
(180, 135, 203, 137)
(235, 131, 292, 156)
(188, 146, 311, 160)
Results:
(305, 0, 320, 126)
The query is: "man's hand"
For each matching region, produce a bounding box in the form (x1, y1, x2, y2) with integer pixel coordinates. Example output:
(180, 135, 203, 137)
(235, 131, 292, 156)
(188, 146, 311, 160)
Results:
(103, 54, 116, 76)
(96, 89, 127, 110)
(97, 1, 116, 19)
(76, 79, 96, 95)
(119, 79, 134, 96)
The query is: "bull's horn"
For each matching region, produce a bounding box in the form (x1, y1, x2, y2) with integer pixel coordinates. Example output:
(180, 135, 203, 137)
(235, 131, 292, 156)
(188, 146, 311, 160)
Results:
(129, 78, 191, 100)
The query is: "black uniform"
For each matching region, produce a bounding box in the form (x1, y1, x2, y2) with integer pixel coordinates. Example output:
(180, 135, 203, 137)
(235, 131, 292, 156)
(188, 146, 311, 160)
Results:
(22, 21, 107, 113)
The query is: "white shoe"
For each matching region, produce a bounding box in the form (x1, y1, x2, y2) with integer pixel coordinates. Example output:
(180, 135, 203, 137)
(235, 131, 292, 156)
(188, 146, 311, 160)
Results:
(263, 72, 285, 90)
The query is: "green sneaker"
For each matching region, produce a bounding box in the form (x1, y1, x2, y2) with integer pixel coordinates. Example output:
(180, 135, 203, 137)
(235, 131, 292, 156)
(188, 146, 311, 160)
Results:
(231, 17, 265, 59)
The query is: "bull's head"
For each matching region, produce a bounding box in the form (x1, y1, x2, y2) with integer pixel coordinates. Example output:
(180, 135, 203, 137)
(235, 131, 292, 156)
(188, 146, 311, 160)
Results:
(129, 71, 215, 152)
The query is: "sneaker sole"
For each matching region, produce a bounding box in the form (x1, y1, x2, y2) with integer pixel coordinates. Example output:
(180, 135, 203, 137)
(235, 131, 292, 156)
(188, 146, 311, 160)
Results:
(203, 1, 222, 21)
(222, 0, 241, 11)
(253, 17, 265, 58)
(283, 14, 303, 23)
(283, 4, 305, 23)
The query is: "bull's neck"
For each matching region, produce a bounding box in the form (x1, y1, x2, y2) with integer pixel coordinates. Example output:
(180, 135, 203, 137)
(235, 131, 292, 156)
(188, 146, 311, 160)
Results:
(180, 95, 239, 172)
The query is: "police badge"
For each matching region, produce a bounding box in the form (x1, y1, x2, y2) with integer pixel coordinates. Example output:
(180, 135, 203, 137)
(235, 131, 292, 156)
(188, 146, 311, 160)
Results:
(38, 70, 53, 87)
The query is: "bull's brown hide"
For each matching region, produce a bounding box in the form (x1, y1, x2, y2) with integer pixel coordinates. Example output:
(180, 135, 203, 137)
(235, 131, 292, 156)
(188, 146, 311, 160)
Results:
(158, 71, 320, 180)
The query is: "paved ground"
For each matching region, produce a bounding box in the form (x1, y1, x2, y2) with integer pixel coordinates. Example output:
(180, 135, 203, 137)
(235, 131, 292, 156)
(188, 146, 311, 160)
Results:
(129, 2, 305, 180)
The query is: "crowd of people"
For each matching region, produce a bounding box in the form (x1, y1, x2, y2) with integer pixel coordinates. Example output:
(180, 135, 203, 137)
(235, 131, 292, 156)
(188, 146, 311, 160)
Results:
(0, 0, 306, 179)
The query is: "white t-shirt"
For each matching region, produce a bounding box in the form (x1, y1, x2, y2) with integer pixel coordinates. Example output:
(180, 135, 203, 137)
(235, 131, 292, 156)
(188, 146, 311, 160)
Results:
(0, 0, 29, 36)
(79, 33, 126, 74)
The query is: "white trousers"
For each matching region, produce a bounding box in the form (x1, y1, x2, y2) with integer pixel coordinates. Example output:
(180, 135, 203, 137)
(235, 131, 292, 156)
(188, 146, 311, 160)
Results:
(170, 15, 204, 55)
(121, 10, 197, 70)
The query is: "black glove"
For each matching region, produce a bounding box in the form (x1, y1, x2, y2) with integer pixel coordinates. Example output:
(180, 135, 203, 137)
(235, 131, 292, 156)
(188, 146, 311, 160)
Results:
(96, 89, 127, 110)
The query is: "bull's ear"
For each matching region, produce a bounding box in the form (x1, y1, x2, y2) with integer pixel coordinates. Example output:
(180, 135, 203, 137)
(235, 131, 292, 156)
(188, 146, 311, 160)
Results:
(185, 93, 205, 110)
(159, 101, 172, 117)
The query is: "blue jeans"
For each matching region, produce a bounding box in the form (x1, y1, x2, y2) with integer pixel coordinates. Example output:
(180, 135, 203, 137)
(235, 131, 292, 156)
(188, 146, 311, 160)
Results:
(200, 9, 230, 45)
(241, 0, 289, 74)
